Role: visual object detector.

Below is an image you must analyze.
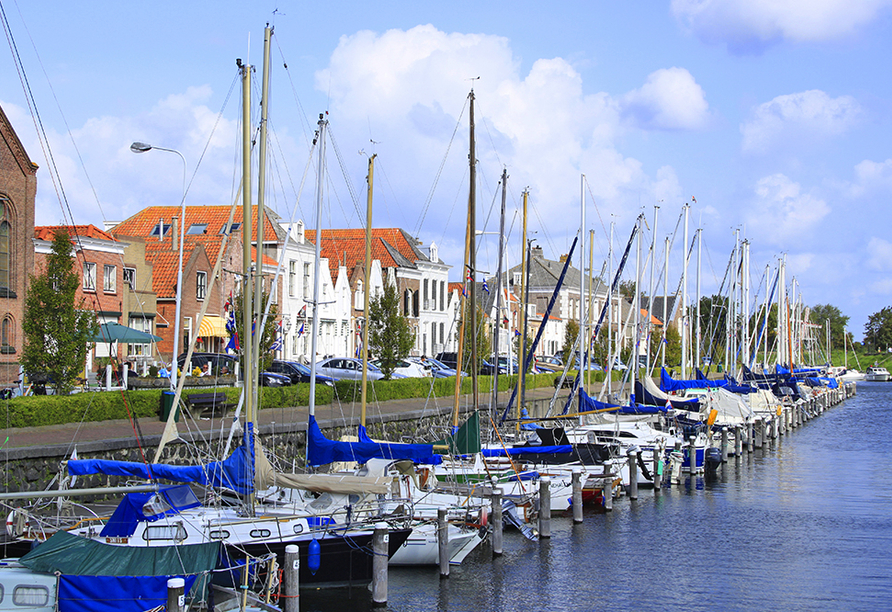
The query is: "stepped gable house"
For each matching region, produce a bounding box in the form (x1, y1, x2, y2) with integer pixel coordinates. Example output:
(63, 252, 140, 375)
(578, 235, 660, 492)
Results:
(0, 105, 37, 385)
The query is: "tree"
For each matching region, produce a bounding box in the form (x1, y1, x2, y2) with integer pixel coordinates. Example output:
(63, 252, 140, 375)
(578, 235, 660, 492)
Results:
(809, 304, 849, 350)
(561, 319, 580, 364)
(22, 228, 98, 395)
(864, 307, 892, 352)
(232, 288, 279, 372)
(368, 282, 415, 380)
(461, 305, 491, 373)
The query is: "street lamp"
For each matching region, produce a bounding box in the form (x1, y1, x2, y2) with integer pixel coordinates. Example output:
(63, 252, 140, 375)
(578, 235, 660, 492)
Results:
(131, 141, 187, 390)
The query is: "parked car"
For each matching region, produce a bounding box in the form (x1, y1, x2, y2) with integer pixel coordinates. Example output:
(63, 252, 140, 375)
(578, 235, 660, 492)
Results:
(534, 355, 563, 373)
(259, 371, 291, 387)
(410, 356, 460, 378)
(370, 358, 429, 378)
(315, 357, 385, 381)
(268, 360, 335, 386)
(435, 352, 459, 370)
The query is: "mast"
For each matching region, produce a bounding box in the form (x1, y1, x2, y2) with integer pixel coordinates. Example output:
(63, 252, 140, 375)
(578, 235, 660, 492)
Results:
(681, 204, 689, 379)
(579, 174, 586, 388)
(633, 214, 642, 392)
(254, 25, 272, 405)
(360, 154, 376, 426)
(607, 219, 614, 397)
(308, 115, 327, 418)
(742, 238, 750, 370)
(238, 59, 255, 514)
(452, 208, 471, 427)
(695, 228, 702, 369)
(518, 189, 528, 429)
(587, 229, 594, 395)
(468, 90, 478, 412)
(763, 263, 770, 367)
(662, 236, 669, 369)
(493, 168, 507, 413)
(648, 205, 658, 374)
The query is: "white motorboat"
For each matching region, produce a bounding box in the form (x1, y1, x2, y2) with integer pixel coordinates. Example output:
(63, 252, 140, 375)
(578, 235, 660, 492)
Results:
(865, 365, 890, 382)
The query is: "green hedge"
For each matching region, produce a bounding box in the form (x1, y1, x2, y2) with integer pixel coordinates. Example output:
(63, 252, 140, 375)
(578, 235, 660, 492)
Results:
(0, 373, 558, 428)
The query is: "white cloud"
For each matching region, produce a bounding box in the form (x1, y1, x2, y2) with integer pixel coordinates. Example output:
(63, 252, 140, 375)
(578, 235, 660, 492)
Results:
(740, 90, 860, 153)
(848, 158, 892, 197)
(866, 237, 892, 271)
(621, 67, 710, 131)
(315, 25, 676, 250)
(744, 173, 830, 245)
(672, 0, 892, 53)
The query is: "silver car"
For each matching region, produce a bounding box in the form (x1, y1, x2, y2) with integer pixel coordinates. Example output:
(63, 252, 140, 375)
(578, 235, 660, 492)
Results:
(315, 357, 385, 381)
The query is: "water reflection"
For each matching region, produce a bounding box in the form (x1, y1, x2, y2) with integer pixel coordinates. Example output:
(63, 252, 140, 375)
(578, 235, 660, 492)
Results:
(301, 384, 892, 612)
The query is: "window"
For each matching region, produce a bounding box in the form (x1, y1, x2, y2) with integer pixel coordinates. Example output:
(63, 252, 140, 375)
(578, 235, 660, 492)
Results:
(513, 272, 521, 287)
(196, 272, 207, 300)
(150, 222, 171, 237)
(103, 264, 116, 293)
(186, 223, 208, 235)
(288, 261, 296, 297)
(144, 523, 187, 542)
(354, 280, 364, 310)
(0, 220, 9, 290)
(440, 280, 445, 311)
(13, 586, 49, 607)
(123, 267, 135, 290)
(128, 316, 151, 356)
(83, 262, 96, 291)
(1, 314, 14, 354)
(423, 279, 429, 310)
(303, 263, 310, 298)
(220, 222, 242, 234)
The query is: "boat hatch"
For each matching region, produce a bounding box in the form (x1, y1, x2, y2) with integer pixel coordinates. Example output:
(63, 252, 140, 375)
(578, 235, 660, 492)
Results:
(143, 522, 187, 542)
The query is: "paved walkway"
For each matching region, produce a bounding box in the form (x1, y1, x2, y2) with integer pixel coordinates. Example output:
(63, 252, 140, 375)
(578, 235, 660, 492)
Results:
(0, 384, 583, 458)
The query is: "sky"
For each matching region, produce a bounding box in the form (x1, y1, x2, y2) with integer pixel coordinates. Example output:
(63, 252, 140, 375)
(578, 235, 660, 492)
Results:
(1, 1, 891, 342)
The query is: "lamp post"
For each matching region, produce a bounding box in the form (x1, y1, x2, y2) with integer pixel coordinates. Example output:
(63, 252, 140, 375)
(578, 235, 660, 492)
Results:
(131, 141, 186, 390)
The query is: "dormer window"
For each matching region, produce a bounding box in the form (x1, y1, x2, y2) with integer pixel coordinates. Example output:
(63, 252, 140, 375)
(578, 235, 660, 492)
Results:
(430, 242, 438, 263)
(186, 223, 208, 235)
(150, 222, 171, 237)
(220, 223, 242, 235)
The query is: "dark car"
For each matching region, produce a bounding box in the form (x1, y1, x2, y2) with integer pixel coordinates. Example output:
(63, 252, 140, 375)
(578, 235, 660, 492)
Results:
(268, 360, 335, 386)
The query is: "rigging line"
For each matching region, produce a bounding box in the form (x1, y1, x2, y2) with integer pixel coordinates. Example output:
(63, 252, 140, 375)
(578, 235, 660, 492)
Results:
(529, 196, 558, 257)
(326, 124, 364, 219)
(413, 96, 469, 239)
(1, 1, 75, 227)
(583, 177, 611, 252)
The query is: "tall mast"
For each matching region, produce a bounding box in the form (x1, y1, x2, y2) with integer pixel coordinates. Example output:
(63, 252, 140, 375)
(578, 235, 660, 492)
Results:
(518, 189, 528, 428)
(360, 154, 376, 426)
(607, 219, 614, 397)
(493, 168, 507, 413)
(468, 90, 478, 412)
(695, 227, 702, 369)
(579, 174, 586, 386)
(742, 238, 750, 369)
(587, 229, 594, 394)
(647, 205, 659, 373)
(254, 25, 272, 404)
(239, 60, 254, 428)
(681, 204, 689, 379)
(308, 115, 327, 418)
(662, 235, 669, 369)
(633, 214, 642, 391)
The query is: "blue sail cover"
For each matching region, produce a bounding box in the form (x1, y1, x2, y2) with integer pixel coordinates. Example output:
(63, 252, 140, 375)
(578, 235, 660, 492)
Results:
(660, 367, 727, 391)
(67, 424, 255, 495)
(100, 485, 201, 537)
(577, 389, 669, 414)
(307, 415, 443, 467)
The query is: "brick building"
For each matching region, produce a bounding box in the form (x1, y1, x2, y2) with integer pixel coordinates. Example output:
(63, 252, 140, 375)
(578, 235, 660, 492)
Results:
(0, 105, 37, 385)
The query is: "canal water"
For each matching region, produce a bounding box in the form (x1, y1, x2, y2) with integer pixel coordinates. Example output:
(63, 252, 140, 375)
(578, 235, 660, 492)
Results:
(301, 382, 892, 611)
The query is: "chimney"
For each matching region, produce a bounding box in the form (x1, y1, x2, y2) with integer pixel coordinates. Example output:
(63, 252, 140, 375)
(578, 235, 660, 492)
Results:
(172, 216, 179, 252)
(532, 245, 544, 259)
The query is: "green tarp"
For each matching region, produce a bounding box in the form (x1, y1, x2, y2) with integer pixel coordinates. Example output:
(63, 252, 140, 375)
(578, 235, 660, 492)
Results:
(434, 410, 481, 455)
(20, 530, 220, 577)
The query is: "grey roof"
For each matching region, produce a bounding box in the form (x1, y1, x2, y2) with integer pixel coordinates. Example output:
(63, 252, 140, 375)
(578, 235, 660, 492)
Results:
(639, 296, 678, 325)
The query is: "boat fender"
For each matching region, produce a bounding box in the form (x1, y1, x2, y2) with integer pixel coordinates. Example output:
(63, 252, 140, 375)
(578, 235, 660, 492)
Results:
(418, 467, 430, 490)
(308, 538, 321, 576)
(478, 507, 488, 528)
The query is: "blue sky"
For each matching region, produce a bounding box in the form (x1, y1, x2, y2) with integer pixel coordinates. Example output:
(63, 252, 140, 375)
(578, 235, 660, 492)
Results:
(2, 1, 891, 342)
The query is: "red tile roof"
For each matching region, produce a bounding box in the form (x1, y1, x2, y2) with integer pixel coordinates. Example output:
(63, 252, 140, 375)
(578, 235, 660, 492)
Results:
(35, 225, 117, 242)
(304, 228, 420, 281)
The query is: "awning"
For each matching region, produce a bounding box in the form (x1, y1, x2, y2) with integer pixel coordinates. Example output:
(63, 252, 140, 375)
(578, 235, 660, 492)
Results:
(90, 322, 161, 344)
(197, 315, 227, 338)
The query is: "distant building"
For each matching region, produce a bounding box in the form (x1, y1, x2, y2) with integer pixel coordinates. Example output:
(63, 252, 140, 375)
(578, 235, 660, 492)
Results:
(0, 104, 37, 385)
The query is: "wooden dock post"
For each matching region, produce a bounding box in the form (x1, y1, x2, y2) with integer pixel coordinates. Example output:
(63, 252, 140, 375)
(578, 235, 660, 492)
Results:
(166, 577, 185, 612)
(372, 523, 389, 603)
(491, 488, 503, 556)
(747, 422, 754, 453)
(284, 544, 300, 612)
(437, 509, 449, 577)
(571, 468, 583, 523)
(603, 472, 613, 511)
(653, 444, 663, 491)
(538, 477, 552, 538)
(721, 427, 729, 463)
(627, 450, 639, 499)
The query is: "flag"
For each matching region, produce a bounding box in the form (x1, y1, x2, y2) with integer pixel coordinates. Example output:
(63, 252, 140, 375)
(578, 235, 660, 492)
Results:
(482, 278, 490, 293)
(665, 397, 672, 410)
(297, 322, 305, 337)
(270, 320, 284, 352)
(226, 331, 240, 352)
(514, 329, 521, 337)
(298, 304, 307, 318)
